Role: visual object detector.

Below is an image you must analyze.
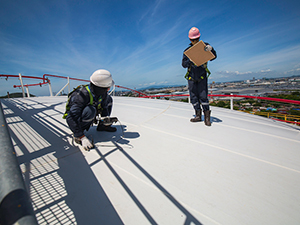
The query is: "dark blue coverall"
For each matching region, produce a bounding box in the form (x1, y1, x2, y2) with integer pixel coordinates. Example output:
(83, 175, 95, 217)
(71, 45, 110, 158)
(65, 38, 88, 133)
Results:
(66, 84, 112, 138)
(182, 42, 217, 112)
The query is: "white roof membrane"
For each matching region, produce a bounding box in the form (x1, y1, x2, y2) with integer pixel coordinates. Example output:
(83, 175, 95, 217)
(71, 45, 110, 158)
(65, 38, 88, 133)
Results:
(2, 96, 300, 225)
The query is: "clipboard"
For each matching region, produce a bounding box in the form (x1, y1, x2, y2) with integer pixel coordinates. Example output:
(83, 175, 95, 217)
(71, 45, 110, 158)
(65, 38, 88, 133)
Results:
(184, 40, 215, 66)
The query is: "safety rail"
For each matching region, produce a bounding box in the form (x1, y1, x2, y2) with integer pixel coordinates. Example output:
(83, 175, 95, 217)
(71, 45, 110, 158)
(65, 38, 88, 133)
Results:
(1, 73, 299, 125)
(210, 94, 300, 105)
(243, 111, 300, 125)
(140, 93, 300, 125)
(1, 73, 148, 98)
(249, 111, 300, 120)
(115, 85, 148, 97)
(141, 93, 300, 105)
(42, 75, 148, 97)
(0, 102, 38, 225)
(1, 74, 48, 98)
(140, 93, 189, 98)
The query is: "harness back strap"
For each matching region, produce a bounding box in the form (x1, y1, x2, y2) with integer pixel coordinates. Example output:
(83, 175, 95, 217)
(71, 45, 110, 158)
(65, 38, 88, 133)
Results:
(185, 63, 211, 82)
(62, 85, 94, 119)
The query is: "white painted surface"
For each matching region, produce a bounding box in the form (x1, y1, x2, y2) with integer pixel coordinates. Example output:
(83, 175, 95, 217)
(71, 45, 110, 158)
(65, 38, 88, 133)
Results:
(2, 96, 300, 225)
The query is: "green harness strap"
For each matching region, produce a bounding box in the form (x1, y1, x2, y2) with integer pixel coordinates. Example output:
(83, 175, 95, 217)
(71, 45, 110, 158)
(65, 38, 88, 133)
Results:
(185, 66, 211, 81)
(206, 67, 211, 77)
(85, 85, 94, 105)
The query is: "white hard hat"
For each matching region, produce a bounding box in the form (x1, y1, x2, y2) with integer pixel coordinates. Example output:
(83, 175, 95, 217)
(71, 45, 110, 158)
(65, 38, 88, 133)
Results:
(90, 69, 114, 88)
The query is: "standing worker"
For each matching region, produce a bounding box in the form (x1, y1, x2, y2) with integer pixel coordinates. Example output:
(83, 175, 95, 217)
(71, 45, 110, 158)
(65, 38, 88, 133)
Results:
(182, 27, 217, 126)
(63, 69, 117, 151)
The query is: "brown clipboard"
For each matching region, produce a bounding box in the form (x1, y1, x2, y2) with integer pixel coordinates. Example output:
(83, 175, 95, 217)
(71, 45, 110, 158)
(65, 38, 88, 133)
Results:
(184, 40, 215, 66)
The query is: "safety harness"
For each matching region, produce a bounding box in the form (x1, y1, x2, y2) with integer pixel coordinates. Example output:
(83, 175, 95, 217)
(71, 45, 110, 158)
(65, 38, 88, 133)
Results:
(184, 62, 211, 82)
(63, 84, 102, 119)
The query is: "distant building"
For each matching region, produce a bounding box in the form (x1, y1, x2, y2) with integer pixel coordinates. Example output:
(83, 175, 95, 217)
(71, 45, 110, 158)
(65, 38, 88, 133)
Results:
(277, 108, 288, 114)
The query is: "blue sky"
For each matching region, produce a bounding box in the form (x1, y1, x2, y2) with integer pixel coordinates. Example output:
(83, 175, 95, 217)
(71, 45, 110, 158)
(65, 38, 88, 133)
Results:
(1, 0, 300, 96)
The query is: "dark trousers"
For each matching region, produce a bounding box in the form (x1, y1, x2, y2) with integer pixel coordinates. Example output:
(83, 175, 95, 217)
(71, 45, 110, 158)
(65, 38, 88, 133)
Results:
(79, 95, 113, 131)
(188, 79, 210, 111)
(100, 95, 113, 117)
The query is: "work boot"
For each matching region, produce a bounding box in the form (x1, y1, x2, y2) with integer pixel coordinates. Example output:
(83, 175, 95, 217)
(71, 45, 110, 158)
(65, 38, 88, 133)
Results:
(97, 123, 117, 132)
(204, 110, 211, 126)
(190, 110, 202, 122)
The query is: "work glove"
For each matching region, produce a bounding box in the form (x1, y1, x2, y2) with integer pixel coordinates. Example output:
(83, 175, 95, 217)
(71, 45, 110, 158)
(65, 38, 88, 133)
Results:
(81, 136, 94, 151)
(204, 45, 212, 52)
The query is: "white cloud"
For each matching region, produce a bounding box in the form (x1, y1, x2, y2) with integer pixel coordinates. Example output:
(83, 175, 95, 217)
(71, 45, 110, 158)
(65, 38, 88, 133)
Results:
(158, 81, 169, 84)
(284, 68, 300, 75)
(261, 69, 271, 73)
(220, 70, 253, 75)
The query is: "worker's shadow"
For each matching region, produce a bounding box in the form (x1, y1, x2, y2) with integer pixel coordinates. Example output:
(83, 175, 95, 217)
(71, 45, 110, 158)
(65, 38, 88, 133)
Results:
(211, 116, 222, 123)
(198, 115, 222, 123)
(88, 124, 140, 146)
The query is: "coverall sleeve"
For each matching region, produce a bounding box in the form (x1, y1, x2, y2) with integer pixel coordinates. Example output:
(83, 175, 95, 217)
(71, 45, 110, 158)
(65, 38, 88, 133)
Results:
(182, 53, 192, 68)
(205, 42, 217, 61)
(210, 47, 217, 61)
(66, 91, 89, 137)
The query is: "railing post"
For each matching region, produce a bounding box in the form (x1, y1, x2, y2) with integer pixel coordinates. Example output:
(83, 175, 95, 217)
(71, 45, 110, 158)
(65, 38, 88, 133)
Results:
(18, 73, 26, 98)
(108, 83, 116, 96)
(230, 93, 233, 110)
(55, 77, 70, 96)
(25, 86, 30, 98)
(68, 77, 70, 94)
(48, 81, 53, 96)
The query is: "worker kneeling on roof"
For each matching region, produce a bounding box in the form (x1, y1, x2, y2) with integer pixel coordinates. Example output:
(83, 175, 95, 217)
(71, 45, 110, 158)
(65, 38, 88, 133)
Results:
(63, 69, 116, 151)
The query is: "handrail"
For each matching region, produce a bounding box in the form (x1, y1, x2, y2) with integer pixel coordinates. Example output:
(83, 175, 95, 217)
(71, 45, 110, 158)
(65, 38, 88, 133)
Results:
(2, 73, 299, 125)
(41, 75, 149, 97)
(0, 74, 44, 80)
(1, 73, 149, 97)
(139, 93, 300, 125)
(140, 93, 300, 105)
(13, 82, 49, 88)
(269, 117, 300, 125)
(0, 102, 38, 225)
(210, 94, 300, 105)
(140, 93, 189, 98)
(1, 74, 51, 97)
(243, 111, 300, 125)
(115, 85, 148, 97)
(43, 74, 90, 83)
(0, 74, 48, 88)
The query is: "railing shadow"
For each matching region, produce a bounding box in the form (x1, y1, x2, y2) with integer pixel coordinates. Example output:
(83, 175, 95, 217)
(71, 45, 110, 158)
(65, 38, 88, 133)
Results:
(2, 98, 124, 224)
(90, 126, 203, 225)
(3, 97, 204, 224)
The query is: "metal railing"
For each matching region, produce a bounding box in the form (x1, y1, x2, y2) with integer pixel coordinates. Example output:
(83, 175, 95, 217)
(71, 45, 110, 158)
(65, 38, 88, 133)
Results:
(139, 93, 300, 125)
(1, 73, 149, 98)
(1, 73, 300, 125)
(1, 74, 48, 98)
(0, 102, 38, 225)
(243, 111, 300, 125)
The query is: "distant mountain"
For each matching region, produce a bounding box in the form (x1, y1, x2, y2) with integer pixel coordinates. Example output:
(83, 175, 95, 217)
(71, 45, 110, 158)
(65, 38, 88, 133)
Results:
(137, 84, 186, 91)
